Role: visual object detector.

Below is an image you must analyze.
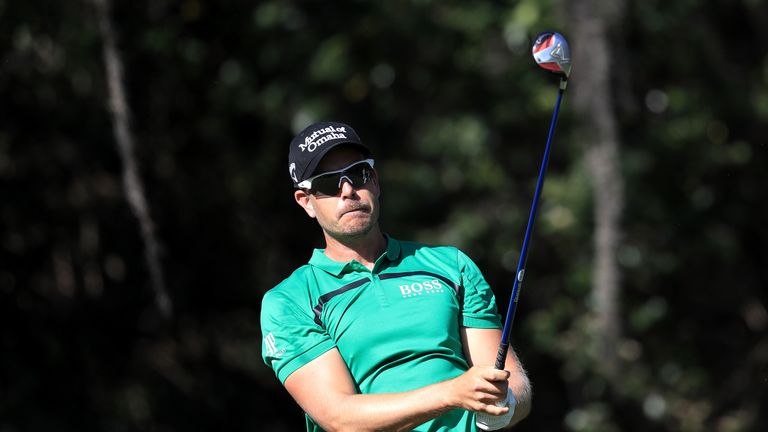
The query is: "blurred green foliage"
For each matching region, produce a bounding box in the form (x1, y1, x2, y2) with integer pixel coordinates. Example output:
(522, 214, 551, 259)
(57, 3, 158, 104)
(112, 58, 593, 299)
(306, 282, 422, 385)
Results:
(1, 0, 766, 431)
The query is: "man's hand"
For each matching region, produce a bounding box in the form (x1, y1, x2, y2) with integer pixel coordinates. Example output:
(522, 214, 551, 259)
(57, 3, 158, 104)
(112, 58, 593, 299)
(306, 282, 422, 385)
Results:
(444, 366, 511, 416)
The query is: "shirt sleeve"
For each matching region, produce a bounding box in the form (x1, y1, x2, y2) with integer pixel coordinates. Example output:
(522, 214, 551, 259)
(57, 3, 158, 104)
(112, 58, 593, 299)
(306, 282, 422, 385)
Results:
(457, 249, 503, 329)
(260, 286, 336, 384)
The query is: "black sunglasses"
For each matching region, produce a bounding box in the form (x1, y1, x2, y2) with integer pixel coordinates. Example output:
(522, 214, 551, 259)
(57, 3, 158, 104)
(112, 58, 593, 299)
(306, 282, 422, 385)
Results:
(298, 159, 375, 196)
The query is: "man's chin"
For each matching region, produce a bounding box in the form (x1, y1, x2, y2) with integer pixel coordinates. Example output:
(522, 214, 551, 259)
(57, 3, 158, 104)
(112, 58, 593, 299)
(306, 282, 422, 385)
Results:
(329, 223, 375, 241)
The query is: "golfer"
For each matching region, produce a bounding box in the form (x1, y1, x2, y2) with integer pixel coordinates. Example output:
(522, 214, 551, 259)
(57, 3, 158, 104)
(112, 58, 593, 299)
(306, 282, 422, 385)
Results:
(261, 121, 532, 431)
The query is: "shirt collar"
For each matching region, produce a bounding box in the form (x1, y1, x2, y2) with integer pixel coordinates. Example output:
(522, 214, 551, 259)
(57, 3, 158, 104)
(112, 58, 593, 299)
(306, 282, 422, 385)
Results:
(308, 248, 348, 276)
(308, 234, 401, 276)
(383, 234, 401, 261)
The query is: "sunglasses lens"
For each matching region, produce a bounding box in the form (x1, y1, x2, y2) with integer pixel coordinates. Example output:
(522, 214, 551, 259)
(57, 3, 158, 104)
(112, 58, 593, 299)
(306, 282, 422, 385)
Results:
(311, 175, 341, 196)
(310, 162, 372, 196)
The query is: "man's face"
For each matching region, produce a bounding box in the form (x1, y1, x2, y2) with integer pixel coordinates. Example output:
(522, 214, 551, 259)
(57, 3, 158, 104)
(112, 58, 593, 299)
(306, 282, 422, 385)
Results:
(295, 146, 380, 241)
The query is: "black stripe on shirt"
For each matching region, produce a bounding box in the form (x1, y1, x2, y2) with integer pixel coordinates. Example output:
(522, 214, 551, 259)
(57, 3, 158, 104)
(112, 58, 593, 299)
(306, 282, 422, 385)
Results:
(313, 278, 368, 325)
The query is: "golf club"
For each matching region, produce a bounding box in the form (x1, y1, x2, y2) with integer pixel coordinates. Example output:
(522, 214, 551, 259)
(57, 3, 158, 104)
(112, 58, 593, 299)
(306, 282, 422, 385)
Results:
(494, 31, 572, 370)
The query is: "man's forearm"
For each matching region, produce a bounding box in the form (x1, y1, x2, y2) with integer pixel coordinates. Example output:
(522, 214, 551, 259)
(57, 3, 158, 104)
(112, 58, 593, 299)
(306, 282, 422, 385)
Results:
(318, 380, 454, 432)
(285, 349, 512, 431)
(310, 367, 513, 432)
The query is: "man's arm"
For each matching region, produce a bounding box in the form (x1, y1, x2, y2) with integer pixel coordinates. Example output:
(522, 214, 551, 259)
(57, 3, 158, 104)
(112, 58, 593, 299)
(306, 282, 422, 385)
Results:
(461, 327, 532, 427)
(284, 348, 512, 432)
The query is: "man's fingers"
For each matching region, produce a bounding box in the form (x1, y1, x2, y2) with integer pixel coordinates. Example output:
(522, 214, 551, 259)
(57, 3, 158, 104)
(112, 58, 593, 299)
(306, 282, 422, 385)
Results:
(448, 366, 513, 412)
(473, 367, 510, 397)
(479, 367, 510, 382)
(469, 387, 509, 408)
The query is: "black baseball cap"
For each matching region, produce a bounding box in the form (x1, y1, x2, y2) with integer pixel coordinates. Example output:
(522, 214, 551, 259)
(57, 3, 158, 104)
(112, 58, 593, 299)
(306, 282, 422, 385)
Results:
(288, 121, 371, 187)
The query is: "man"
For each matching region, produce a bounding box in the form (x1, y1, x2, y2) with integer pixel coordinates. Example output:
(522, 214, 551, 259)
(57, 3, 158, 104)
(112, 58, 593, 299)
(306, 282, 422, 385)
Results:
(261, 121, 531, 431)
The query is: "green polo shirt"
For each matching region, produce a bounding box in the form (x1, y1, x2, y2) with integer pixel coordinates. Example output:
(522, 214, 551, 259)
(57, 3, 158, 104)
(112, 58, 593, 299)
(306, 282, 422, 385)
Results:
(261, 236, 502, 431)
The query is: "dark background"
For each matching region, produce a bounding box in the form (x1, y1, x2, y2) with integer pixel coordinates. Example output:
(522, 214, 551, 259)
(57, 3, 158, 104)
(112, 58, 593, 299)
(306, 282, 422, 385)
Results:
(1, 0, 766, 431)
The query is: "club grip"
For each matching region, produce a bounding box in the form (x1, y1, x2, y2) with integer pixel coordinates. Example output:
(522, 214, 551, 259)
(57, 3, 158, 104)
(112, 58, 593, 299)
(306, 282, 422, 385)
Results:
(494, 342, 509, 370)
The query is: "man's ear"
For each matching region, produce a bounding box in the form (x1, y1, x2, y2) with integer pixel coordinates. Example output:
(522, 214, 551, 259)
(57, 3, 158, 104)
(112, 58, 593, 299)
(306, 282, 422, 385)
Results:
(294, 189, 316, 218)
(371, 168, 381, 197)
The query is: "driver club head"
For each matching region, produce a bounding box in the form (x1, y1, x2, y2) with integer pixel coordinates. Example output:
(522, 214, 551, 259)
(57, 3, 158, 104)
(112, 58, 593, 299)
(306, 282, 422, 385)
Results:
(532, 31, 572, 79)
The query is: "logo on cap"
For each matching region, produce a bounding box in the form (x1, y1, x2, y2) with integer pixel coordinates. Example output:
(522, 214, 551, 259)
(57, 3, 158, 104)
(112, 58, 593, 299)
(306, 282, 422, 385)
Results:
(289, 163, 298, 183)
(300, 126, 347, 153)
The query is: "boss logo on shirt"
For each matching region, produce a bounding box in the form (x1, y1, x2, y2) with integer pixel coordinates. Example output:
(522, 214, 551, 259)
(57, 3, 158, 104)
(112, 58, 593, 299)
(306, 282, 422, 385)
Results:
(399, 279, 444, 298)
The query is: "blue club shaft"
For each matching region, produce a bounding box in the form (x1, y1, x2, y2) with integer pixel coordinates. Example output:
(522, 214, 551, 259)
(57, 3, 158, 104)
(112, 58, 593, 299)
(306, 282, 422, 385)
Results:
(495, 84, 566, 369)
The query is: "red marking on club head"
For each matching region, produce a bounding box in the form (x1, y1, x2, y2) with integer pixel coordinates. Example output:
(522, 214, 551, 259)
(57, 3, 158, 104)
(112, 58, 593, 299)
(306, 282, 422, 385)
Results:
(539, 62, 562, 72)
(532, 34, 555, 54)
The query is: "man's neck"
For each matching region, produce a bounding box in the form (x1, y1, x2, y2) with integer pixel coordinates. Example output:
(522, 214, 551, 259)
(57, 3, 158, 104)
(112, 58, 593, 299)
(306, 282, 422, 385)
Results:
(322, 228, 386, 270)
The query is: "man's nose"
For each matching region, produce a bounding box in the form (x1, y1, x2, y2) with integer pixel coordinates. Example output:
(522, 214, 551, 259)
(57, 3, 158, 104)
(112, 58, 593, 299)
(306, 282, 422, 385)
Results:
(338, 176, 357, 197)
